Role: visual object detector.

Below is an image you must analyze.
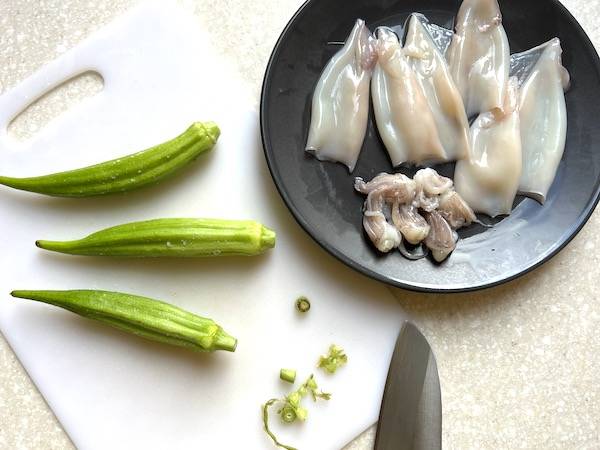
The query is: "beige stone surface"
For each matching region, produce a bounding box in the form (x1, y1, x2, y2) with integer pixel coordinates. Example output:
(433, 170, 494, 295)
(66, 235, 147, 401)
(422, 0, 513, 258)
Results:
(1, 0, 600, 449)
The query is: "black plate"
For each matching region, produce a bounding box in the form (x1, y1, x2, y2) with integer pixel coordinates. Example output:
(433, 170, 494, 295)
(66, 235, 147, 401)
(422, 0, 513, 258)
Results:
(260, 0, 600, 293)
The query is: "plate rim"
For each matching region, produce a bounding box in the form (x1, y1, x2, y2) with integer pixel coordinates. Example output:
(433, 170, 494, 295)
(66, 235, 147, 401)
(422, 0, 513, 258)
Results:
(260, 0, 600, 294)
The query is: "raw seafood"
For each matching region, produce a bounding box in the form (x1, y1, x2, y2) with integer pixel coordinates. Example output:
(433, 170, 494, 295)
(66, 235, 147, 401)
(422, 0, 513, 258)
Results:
(438, 190, 477, 229)
(371, 28, 447, 167)
(391, 203, 430, 245)
(516, 39, 570, 204)
(305, 19, 376, 172)
(424, 211, 459, 263)
(404, 14, 471, 161)
(447, 0, 510, 117)
(354, 172, 416, 202)
(419, 20, 455, 55)
(355, 169, 475, 261)
(362, 186, 402, 253)
(414, 167, 454, 211)
(307, 8, 572, 265)
(414, 168, 454, 196)
(414, 168, 477, 229)
(455, 78, 523, 218)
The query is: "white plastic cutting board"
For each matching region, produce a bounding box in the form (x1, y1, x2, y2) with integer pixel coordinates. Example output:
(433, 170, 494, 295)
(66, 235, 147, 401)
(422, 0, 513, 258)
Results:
(0, 2, 405, 449)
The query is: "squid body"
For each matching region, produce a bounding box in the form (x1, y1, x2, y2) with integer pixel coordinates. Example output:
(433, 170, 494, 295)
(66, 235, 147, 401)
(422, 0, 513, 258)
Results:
(305, 19, 376, 173)
(455, 78, 523, 218)
(404, 14, 471, 162)
(516, 38, 570, 204)
(447, 0, 510, 117)
(371, 28, 447, 167)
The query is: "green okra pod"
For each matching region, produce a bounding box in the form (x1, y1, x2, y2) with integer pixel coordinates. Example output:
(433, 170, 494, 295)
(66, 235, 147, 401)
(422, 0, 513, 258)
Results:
(10, 290, 237, 352)
(36, 218, 276, 257)
(0, 122, 219, 197)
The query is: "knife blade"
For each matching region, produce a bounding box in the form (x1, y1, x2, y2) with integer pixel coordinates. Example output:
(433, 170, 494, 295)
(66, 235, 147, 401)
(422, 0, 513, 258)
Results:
(374, 321, 442, 450)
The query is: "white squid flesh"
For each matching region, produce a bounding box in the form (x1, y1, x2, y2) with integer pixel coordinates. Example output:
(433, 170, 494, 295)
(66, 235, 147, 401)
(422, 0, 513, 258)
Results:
(516, 38, 570, 204)
(306, 19, 377, 172)
(454, 77, 523, 218)
(371, 28, 447, 167)
(404, 14, 471, 161)
(447, 0, 510, 117)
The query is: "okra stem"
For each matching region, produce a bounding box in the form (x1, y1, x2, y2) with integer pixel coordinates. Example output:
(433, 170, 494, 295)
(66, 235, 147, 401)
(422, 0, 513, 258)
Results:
(280, 368, 297, 384)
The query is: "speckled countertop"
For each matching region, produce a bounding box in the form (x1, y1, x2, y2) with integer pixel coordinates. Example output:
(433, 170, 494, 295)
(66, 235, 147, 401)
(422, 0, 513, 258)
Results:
(1, 1, 599, 449)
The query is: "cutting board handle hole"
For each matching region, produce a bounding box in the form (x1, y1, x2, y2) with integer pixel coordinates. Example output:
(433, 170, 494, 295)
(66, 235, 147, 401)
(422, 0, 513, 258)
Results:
(7, 70, 104, 142)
